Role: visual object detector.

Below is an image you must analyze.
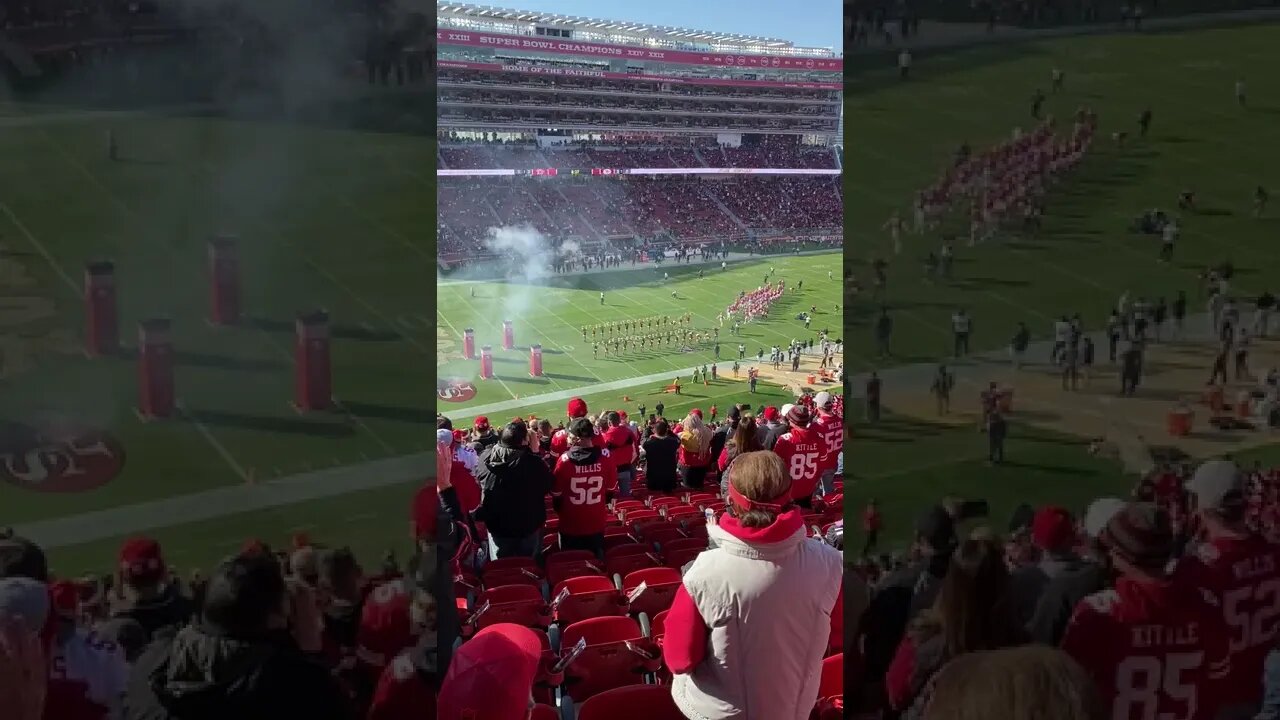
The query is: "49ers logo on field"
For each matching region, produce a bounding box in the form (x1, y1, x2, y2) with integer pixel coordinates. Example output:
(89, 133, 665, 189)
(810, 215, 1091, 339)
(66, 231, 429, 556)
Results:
(437, 378, 477, 403)
(0, 421, 125, 493)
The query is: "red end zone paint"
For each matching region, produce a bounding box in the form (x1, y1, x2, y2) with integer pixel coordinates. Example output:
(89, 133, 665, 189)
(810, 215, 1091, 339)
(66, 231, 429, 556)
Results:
(0, 421, 126, 493)
(437, 378, 478, 403)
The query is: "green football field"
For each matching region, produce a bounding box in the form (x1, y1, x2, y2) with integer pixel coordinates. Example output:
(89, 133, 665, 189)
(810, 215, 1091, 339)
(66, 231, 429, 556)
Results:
(844, 23, 1280, 550)
(0, 102, 435, 574)
(436, 252, 844, 425)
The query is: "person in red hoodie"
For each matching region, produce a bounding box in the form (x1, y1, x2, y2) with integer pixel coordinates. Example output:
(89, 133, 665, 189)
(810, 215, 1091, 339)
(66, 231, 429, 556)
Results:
(552, 418, 618, 558)
(811, 391, 843, 495)
(601, 411, 638, 498)
(550, 397, 592, 456)
(771, 404, 828, 508)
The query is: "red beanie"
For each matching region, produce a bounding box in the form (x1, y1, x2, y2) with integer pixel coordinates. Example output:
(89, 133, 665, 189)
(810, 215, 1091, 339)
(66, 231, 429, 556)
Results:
(119, 537, 166, 585)
(567, 397, 588, 418)
(437, 624, 544, 720)
(1031, 506, 1076, 552)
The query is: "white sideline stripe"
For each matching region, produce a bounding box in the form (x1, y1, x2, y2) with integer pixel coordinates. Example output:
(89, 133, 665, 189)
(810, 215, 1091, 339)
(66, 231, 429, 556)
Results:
(14, 452, 431, 549)
(444, 353, 836, 422)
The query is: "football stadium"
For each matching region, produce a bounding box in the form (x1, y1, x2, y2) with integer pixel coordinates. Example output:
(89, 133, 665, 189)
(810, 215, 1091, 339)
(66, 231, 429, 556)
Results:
(435, 3, 845, 717)
(845, 4, 1280, 719)
(1, 6, 437, 580)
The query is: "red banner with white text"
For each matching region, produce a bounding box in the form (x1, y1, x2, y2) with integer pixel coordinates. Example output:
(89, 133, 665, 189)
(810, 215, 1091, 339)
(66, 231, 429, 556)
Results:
(437, 30, 842, 71)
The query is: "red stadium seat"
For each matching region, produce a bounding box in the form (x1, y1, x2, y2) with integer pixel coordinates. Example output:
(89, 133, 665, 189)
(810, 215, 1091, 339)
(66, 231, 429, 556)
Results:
(643, 527, 688, 549)
(558, 616, 658, 702)
(544, 517, 560, 532)
(664, 505, 701, 521)
(660, 537, 708, 571)
(604, 543, 661, 579)
(645, 609, 668, 641)
(814, 653, 844, 717)
(648, 496, 680, 511)
(575, 683, 684, 720)
(471, 584, 550, 630)
(481, 558, 543, 590)
(623, 508, 660, 525)
(552, 575, 628, 626)
(621, 567, 681, 617)
(546, 550, 604, 588)
(614, 499, 646, 516)
(701, 500, 727, 515)
(685, 523, 709, 540)
(685, 491, 719, 505)
(633, 518, 680, 540)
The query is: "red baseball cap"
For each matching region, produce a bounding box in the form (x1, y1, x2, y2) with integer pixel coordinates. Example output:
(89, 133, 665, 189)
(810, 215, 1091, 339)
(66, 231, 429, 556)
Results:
(119, 537, 166, 584)
(452, 429, 467, 444)
(567, 397, 588, 418)
(691, 408, 703, 418)
(763, 407, 779, 421)
(475, 416, 490, 430)
(1031, 506, 1076, 551)
(437, 624, 544, 720)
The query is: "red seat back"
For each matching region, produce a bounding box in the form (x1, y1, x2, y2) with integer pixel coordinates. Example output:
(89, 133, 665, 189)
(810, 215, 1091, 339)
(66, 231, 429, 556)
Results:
(604, 543, 660, 578)
(560, 617, 650, 701)
(623, 508, 660, 524)
(475, 584, 549, 630)
(817, 653, 843, 699)
(530, 704, 558, 720)
(576, 683, 684, 720)
(553, 575, 627, 625)
(622, 567, 682, 617)
(649, 609, 669, 640)
(648, 496, 680, 510)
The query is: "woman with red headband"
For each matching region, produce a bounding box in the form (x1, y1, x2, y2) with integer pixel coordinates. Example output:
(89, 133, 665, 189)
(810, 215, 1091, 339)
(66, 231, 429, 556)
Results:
(662, 451, 843, 720)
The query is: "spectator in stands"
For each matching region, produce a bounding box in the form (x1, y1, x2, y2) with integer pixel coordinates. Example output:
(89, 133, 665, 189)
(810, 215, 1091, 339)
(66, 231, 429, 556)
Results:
(772, 404, 827, 508)
(1060, 502, 1231, 720)
(1026, 498, 1124, 646)
(641, 419, 680, 492)
(718, 413, 763, 495)
(472, 421, 555, 559)
(43, 577, 129, 720)
(858, 506, 958, 686)
(470, 416, 499, 453)
(550, 417, 618, 558)
(920, 645, 1106, 720)
(110, 538, 193, 638)
(0, 577, 49, 720)
(0, 536, 47, 582)
(124, 552, 351, 720)
(677, 411, 715, 489)
(885, 535, 1027, 714)
(664, 450, 842, 720)
(601, 411, 638, 498)
(1007, 507, 1085, 626)
(757, 406, 784, 448)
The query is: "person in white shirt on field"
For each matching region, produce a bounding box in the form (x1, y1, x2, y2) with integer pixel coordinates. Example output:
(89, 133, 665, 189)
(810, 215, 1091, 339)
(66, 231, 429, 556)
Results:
(898, 49, 912, 79)
(882, 211, 905, 255)
(1051, 316, 1071, 365)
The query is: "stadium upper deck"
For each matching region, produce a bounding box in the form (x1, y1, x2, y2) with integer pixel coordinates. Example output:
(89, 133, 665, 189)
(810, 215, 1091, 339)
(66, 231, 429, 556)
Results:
(436, 2, 842, 137)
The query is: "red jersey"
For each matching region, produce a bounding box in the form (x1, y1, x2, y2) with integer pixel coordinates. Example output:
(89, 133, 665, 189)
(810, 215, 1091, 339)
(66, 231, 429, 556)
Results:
(772, 425, 827, 500)
(1175, 534, 1280, 707)
(357, 579, 416, 671)
(812, 409, 843, 472)
(601, 424, 637, 467)
(451, 459, 481, 515)
(1060, 575, 1231, 720)
(552, 447, 617, 536)
(366, 648, 437, 720)
(551, 428, 599, 456)
(44, 627, 129, 720)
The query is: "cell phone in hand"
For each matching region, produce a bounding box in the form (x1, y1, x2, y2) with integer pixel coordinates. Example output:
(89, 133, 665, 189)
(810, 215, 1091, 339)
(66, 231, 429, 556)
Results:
(552, 637, 588, 673)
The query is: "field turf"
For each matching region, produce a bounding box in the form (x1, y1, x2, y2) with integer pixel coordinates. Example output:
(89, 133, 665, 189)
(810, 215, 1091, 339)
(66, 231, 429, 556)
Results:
(844, 24, 1280, 550)
(0, 102, 435, 571)
(436, 251, 844, 424)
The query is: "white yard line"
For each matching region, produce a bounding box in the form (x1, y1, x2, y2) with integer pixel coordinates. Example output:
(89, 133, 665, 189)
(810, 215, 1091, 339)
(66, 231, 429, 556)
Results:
(14, 452, 431, 549)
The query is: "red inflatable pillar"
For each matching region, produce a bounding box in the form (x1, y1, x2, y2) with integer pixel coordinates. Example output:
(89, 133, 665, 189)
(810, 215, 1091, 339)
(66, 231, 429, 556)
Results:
(479, 345, 494, 380)
(502, 320, 514, 350)
(137, 318, 175, 419)
(294, 310, 332, 411)
(530, 344, 543, 377)
(84, 261, 118, 356)
(463, 328, 476, 360)
(208, 235, 241, 325)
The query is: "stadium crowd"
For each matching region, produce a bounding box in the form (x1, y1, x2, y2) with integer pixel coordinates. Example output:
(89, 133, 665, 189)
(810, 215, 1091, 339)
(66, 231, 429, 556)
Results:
(438, 140, 840, 170)
(0, 392, 845, 720)
(846, 458, 1280, 720)
(437, 176, 843, 261)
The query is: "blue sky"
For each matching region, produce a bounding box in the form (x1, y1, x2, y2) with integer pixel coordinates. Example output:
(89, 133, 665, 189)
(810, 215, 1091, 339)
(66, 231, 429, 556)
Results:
(480, 0, 843, 52)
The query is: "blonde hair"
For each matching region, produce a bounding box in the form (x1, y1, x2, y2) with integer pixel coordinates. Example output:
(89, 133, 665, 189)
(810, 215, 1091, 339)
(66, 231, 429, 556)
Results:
(679, 412, 712, 455)
(923, 645, 1104, 720)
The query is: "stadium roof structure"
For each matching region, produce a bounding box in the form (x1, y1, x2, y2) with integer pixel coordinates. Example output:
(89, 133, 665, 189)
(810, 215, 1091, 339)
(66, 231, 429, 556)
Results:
(437, 2, 836, 57)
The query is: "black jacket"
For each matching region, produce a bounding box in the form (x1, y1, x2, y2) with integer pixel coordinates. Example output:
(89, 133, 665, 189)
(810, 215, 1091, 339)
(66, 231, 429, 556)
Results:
(641, 434, 679, 489)
(472, 444, 554, 538)
(124, 624, 351, 720)
(1025, 561, 1109, 646)
(858, 553, 950, 680)
(113, 585, 194, 638)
